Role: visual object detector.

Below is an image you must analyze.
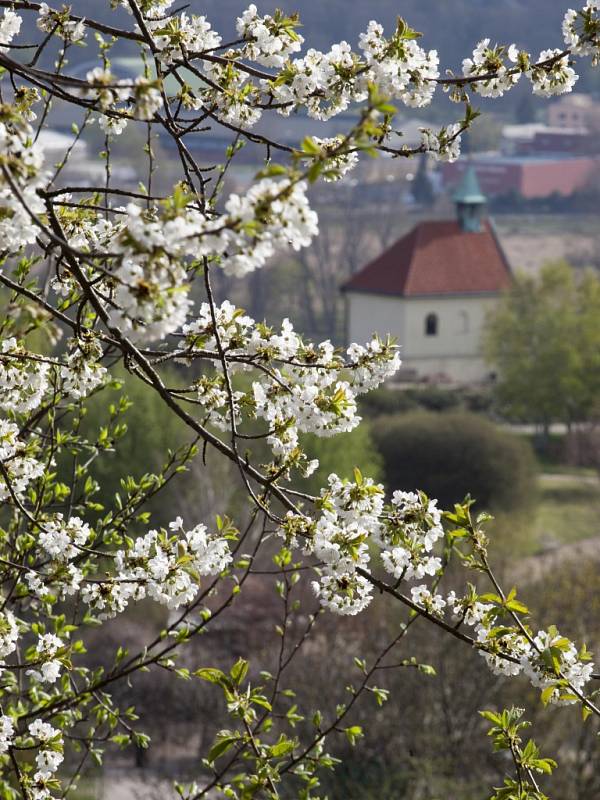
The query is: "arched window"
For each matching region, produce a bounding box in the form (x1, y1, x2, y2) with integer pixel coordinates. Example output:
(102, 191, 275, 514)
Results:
(425, 313, 438, 337)
(459, 310, 470, 334)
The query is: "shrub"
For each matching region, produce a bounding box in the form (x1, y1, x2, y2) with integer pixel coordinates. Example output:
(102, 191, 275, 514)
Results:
(371, 411, 536, 511)
(359, 386, 494, 419)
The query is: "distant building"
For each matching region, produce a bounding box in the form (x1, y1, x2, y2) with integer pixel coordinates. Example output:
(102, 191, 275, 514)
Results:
(547, 93, 599, 129)
(501, 123, 597, 156)
(442, 154, 597, 199)
(343, 169, 511, 384)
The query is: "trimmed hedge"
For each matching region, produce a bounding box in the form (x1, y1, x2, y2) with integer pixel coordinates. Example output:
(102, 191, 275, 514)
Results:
(359, 386, 494, 418)
(371, 411, 536, 511)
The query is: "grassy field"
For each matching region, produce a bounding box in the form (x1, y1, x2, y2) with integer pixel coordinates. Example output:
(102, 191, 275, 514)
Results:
(532, 473, 600, 549)
(489, 470, 600, 558)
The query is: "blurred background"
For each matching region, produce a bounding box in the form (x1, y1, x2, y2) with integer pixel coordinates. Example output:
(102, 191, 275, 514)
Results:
(15, 1, 600, 797)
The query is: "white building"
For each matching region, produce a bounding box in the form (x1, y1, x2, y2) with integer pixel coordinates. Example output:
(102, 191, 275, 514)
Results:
(342, 168, 512, 384)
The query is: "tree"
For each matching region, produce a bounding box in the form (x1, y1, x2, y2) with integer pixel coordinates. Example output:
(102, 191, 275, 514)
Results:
(485, 261, 600, 431)
(0, 3, 599, 800)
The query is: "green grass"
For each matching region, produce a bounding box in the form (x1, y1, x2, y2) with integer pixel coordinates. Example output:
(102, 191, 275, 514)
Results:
(532, 474, 600, 548)
(489, 472, 600, 558)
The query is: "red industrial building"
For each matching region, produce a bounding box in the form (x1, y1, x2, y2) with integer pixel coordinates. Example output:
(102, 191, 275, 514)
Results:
(442, 155, 598, 199)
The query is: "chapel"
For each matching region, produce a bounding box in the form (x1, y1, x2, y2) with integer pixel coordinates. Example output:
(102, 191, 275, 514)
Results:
(342, 167, 512, 383)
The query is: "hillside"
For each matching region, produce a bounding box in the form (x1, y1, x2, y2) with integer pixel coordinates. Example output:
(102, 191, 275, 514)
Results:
(58, 0, 588, 67)
(23, 1, 600, 110)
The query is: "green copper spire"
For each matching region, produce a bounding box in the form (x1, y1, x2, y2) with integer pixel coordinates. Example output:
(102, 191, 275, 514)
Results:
(452, 166, 486, 232)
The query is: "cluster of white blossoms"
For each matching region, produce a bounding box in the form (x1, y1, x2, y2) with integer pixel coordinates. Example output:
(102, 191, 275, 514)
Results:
(59, 337, 107, 400)
(462, 40, 521, 97)
(108, 253, 191, 342)
(410, 584, 447, 615)
(521, 629, 595, 704)
(0, 335, 106, 412)
(460, 36, 579, 99)
(420, 123, 463, 163)
(26, 633, 64, 684)
(0, 716, 65, 798)
(446, 590, 594, 699)
(81, 64, 163, 125)
(306, 473, 385, 616)
(0, 610, 19, 661)
(377, 491, 444, 582)
(84, 67, 132, 111)
(358, 20, 439, 107)
(283, 478, 449, 616)
(132, 77, 163, 120)
(0, 9, 21, 53)
(0, 119, 46, 251)
(38, 515, 92, 562)
(182, 302, 399, 462)
(266, 45, 357, 122)
(83, 67, 132, 135)
(105, 201, 196, 341)
(197, 60, 263, 128)
(28, 719, 64, 799)
(81, 517, 232, 617)
(264, 17, 440, 122)
(281, 474, 596, 703)
(56, 178, 319, 342)
(0, 419, 44, 502)
(221, 178, 319, 277)
(152, 12, 222, 65)
(529, 49, 579, 96)
(53, 200, 117, 256)
(37, 3, 85, 43)
(0, 716, 14, 755)
(563, 1, 600, 60)
(236, 5, 304, 68)
(305, 137, 359, 182)
(0, 339, 51, 414)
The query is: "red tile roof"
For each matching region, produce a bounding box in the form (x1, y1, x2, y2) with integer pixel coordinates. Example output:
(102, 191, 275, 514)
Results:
(342, 220, 511, 297)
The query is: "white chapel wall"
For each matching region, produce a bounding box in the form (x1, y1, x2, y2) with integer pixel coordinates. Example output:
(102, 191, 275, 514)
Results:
(401, 295, 498, 381)
(346, 292, 406, 346)
(346, 292, 500, 383)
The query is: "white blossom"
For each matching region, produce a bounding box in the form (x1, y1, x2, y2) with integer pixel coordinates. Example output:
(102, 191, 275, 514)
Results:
(37, 3, 86, 42)
(305, 137, 359, 182)
(410, 584, 446, 616)
(529, 49, 579, 96)
(0, 610, 19, 660)
(0, 715, 14, 754)
(563, 3, 600, 61)
(312, 570, 372, 616)
(521, 629, 594, 704)
(0, 9, 21, 53)
(0, 339, 51, 414)
(60, 337, 107, 399)
(0, 419, 44, 502)
(236, 5, 303, 68)
(38, 515, 92, 562)
(27, 633, 64, 684)
(462, 39, 521, 97)
(421, 123, 462, 162)
(154, 13, 222, 64)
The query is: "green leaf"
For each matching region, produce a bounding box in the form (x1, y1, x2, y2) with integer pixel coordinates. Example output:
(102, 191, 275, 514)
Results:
(230, 658, 249, 686)
(207, 735, 238, 763)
